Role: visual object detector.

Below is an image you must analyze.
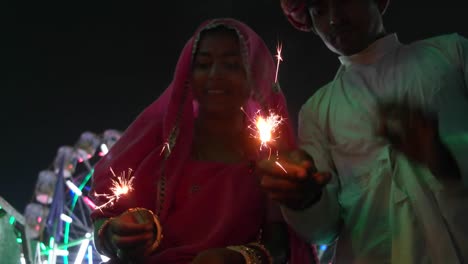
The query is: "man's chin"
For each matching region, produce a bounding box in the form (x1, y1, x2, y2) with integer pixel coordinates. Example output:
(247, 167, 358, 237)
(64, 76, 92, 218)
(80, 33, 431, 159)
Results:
(328, 42, 364, 57)
(324, 35, 363, 56)
(325, 42, 348, 56)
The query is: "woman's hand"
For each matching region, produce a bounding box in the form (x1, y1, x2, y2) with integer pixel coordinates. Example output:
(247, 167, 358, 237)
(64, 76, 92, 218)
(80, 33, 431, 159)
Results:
(106, 208, 157, 261)
(192, 248, 245, 264)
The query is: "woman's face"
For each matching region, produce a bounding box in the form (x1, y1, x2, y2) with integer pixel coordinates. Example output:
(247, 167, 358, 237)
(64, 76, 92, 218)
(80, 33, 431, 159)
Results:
(191, 29, 250, 117)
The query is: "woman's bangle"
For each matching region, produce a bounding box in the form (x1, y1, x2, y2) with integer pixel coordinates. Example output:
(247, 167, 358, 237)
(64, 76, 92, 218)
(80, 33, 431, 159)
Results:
(97, 217, 118, 258)
(227, 245, 262, 264)
(127, 207, 163, 255)
(247, 242, 273, 264)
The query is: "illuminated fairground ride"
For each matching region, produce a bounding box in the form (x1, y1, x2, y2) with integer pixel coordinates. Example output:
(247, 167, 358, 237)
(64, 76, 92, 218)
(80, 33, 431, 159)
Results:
(24, 129, 122, 264)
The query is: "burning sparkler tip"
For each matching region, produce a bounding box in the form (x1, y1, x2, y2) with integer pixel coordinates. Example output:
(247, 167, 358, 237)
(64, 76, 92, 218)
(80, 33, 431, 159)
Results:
(94, 168, 136, 211)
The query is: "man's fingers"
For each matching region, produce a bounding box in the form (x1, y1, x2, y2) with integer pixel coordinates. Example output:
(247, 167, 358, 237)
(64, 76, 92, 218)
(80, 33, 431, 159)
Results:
(257, 159, 309, 179)
(260, 171, 331, 204)
(260, 175, 303, 192)
(312, 172, 332, 185)
(261, 172, 331, 191)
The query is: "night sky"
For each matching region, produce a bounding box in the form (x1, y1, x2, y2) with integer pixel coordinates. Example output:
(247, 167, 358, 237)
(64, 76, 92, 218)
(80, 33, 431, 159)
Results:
(3, 0, 467, 213)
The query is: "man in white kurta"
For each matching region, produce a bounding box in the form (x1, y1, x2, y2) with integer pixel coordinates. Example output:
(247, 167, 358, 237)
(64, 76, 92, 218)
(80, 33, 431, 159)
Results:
(281, 32, 468, 263)
(256, 0, 468, 263)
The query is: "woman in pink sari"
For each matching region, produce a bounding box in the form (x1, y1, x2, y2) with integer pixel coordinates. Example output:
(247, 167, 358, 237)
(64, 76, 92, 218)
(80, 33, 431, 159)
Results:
(91, 18, 314, 263)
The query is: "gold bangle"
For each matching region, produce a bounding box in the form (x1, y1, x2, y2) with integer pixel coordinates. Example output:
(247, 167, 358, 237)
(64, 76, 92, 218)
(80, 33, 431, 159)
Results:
(147, 209, 163, 254)
(247, 242, 273, 264)
(97, 217, 118, 258)
(227, 245, 253, 264)
(227, 245, 262, 264)
(127, 208, 163, 255)
(244, 246, 263, 264)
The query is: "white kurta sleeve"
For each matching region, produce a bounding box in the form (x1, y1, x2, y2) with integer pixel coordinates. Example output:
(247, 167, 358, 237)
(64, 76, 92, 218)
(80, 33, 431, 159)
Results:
(281, 102, 341, 245)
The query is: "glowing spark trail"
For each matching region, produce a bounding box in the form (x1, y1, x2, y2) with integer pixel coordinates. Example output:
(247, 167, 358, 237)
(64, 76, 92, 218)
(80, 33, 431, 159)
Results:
(275, 161, 288, 173)
(94, 168, 135, 211)
(275, 42, 283, 83)
(160, 142, 171, 156)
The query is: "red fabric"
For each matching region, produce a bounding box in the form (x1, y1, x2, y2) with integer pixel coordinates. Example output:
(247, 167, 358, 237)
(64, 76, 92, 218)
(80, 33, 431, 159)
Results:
(156, 160, 265, 262)
(90, 18, 312, 263)
(280, 0, 314, 32)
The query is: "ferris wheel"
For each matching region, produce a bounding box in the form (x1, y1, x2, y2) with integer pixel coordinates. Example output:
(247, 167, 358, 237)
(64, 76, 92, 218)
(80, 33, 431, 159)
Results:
(24, 129, 122, 264)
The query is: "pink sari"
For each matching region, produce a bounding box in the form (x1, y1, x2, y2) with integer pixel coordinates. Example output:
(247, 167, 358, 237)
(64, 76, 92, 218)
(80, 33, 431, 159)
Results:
(91, 18, 312, 263)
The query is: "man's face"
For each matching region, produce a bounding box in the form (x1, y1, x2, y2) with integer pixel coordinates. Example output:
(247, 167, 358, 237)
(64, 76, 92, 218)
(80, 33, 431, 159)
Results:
(307, 0, 386, 56)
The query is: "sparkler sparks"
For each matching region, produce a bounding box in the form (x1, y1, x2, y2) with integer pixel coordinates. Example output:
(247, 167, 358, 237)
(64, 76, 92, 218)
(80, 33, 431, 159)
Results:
(244, 109, 285, 151)
(274, 42, 283, 83)
(94, 168, 135, 211)
(241, 107, 288, 173)
(275, 161, 288, 173)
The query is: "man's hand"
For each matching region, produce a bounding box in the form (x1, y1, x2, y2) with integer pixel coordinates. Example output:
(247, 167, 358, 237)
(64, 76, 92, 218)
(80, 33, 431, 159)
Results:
(256, 149, 331, 210)
(378, 101, 460, 180)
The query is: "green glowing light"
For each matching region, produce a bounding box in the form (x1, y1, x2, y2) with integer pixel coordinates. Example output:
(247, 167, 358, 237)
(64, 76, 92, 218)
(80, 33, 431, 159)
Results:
(62, 169, 93, 264)
(49, 237, 55, 248)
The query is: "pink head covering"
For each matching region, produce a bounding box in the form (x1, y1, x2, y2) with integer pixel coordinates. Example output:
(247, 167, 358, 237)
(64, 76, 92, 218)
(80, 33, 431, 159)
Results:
(90, 17, 295, 219)
(90, 18, 311, 263)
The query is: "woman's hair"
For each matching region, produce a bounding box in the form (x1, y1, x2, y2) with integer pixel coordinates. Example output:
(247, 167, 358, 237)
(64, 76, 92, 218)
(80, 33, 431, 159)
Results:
(191, 25, 243, 65)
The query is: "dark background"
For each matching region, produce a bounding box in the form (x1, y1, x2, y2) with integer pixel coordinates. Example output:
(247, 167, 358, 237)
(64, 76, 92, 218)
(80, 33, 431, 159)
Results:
(2, 0, 467, 213)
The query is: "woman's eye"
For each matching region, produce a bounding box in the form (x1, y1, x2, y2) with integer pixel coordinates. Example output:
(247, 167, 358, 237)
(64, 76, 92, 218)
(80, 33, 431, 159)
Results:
(194, 62, 211, 69)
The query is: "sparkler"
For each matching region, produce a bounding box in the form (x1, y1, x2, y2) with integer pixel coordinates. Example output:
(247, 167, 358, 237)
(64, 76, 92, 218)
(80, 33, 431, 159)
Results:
(242, 108, 288, 173)
(94, 168, 135, 211)
(242, 41, 288, 172)
(274, 42, 283, 83)
(251, 110, 284, 151)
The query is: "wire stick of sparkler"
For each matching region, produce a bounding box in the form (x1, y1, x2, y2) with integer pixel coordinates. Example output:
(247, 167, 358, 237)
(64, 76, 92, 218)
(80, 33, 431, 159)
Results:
(274, 42, 283, 83)
(273, 41, 287, 173)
